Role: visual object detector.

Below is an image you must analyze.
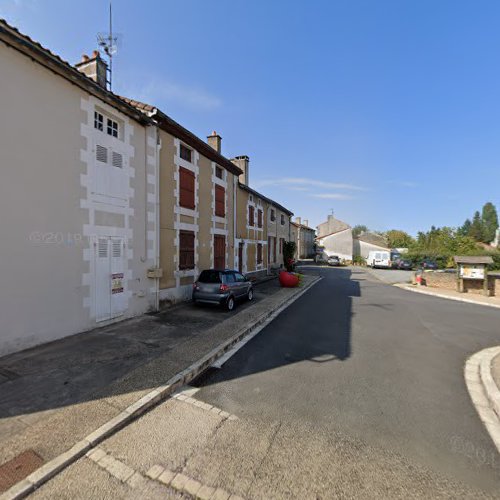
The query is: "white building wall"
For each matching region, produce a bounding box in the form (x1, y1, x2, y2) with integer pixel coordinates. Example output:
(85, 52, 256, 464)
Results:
(0, 41, 156, 356)
(317, 229, 353, 262)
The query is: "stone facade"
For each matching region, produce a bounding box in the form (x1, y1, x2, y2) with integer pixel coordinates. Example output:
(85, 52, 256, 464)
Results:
(418, 271, 498, 296)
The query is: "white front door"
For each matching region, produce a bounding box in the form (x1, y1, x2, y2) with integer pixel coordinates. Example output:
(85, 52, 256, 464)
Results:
(95, 236, 126, 322)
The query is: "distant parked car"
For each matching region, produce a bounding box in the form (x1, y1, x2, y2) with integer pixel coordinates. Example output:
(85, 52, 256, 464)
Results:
(420, 259, 438, 270)
(327, 255, 340, 266)
(193, 269, 253, 311)
(397, 259, 413, 270)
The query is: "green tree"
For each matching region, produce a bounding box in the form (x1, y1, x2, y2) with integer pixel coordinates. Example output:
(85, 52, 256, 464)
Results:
(385, 230, 414, 248)
(469, 211, 484, 242)
(458, 218, 472, 237)
(352, 225, 368, 238)
(481, 202, 498, 243)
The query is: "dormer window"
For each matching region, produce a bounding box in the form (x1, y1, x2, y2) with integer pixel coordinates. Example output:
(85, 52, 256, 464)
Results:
(107, 118, 118, 138)
(94, 112, 104, 131)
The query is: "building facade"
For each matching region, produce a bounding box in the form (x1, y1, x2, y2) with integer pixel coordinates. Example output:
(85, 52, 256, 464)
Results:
(232, 156, 292, 278)
(316, 215, 353, 262)
(0, 21, 159, 356)
(291, 217, 316, 259)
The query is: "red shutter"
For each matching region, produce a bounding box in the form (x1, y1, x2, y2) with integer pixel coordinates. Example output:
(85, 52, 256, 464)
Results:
(179, 231, 195, 269)
(179, 167, 195, 209)
(249, 206, 254, 226)
(258, 210, 262, 228)
(257, 243, 262, 264)
(215, 185, 225, 217)
(214, 235, 226, 269)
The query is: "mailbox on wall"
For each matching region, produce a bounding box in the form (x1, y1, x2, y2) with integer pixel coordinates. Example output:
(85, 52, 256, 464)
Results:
(454, 256, 493, 296)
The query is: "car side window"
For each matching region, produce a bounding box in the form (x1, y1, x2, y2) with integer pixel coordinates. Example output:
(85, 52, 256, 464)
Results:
(225, 273, 236, 283)
(235, 273, 246, 282)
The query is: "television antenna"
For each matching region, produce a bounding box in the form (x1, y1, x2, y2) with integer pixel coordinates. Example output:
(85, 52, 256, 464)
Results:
(97, 1, 120, 90)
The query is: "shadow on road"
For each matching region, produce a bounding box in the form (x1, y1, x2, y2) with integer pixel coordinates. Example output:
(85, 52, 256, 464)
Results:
(194, 267, 360, 388)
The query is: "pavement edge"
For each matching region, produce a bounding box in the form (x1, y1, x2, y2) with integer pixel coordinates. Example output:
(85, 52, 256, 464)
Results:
(0, 275, 322, 500)
(464, 346, 500, 454)
(394, 283, 500, 310)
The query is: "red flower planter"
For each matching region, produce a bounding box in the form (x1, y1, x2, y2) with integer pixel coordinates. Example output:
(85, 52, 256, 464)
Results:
(279, 271, 299, 288)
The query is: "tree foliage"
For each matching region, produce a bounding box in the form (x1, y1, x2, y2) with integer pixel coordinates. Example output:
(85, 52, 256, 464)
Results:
(352, 225, 368, 238)
(385, 230, 414, 248)
(481, 202, 499, 243)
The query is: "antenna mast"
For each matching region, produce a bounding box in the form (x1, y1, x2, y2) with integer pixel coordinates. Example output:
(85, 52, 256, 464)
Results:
(97, 1, 119, 90)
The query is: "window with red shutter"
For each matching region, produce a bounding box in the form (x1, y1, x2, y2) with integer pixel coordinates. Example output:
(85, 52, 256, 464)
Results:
(214, 235, 226, 269)
(249, 205, 255, 226)
(179, 167, 195, 209)
(215, 185, 225, 217)
(257, 243, 262, 264)
(258, 209, 263, 228)
(179, 231, 195, 270)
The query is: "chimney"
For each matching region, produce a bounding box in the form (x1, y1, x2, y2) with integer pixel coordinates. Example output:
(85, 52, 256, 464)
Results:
(303, 219, 309, 228)
(231, 156, 250, 185)
(75, 50, 108, 88)
(295, 217, 302, 225)
(207, 131, 222, 154)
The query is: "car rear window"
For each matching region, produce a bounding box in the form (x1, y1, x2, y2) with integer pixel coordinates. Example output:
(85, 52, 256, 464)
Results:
(198, 270, 221, 283)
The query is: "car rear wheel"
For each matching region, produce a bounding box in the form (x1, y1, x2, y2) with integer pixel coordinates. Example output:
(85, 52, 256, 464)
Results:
(226, 296, 235, 311)
(247, 288, 254, 301)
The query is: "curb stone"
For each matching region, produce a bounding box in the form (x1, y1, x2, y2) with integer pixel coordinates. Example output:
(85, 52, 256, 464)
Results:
(0, 275, 322, 500)
(394, 283, 500, 310)
(464, 347, 500, 454)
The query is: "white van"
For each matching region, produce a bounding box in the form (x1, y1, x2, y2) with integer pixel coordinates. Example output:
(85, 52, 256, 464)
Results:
(367, 250, 391, 269)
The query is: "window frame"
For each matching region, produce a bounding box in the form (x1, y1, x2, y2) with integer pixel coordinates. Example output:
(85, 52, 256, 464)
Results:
(257, 243, 263, 264)
(248, 205, 255, 226)
(215, 185, 225, 217)
(280, 213, 285, 225)
(180, 144, 193, 163)
(270, 209, 276, 222)
(179, 230, 195, 270)
(257, 209, 263, 228)
(179, 167, 196, 209)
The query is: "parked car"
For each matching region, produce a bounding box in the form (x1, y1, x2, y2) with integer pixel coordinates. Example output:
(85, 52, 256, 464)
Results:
(327, 255, 340, 266)
(192, 269, 253, 311)
(397, 259, 413, 270)
(420, 259, 438, 270)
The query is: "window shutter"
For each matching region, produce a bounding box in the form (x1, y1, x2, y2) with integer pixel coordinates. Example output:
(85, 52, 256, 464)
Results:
(258, 210, 262, 228)
(179, 231, 195, 270)
(112, 151, 123, 168)
(215, 185, 225, 217)
(249, 206, 254, 226)
(96, 145, 108, 163)
(179, 167, 195, 209)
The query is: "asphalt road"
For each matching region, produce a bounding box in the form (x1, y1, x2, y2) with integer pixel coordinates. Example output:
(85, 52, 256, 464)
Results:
(193, 266, 500, 497)
(32, 266, 500, 499)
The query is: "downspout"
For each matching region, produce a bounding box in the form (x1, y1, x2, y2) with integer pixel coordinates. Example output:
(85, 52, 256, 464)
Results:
(233, 175, 237, 268)
(155, 127, 162, 312)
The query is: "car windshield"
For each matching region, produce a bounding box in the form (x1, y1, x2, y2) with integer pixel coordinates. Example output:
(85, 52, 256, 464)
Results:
(197, 270, 221, 283)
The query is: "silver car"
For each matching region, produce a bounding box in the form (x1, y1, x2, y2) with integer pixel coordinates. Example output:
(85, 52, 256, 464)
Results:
(192, 270, 254, 311)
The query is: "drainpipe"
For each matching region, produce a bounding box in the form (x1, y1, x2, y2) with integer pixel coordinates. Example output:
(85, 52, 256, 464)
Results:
(155, 128, 162, 312)
(233, 175, 237, 268)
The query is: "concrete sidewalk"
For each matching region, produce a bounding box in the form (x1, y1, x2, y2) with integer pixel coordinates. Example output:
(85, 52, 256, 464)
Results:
(0, 272, 320, 496)
(395, 283, 500, 310)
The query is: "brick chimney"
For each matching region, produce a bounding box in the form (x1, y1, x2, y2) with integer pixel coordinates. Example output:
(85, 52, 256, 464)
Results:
(75, 50, 108, 88)
(231, 156, 250, 186)
(207, 131, 222, 154)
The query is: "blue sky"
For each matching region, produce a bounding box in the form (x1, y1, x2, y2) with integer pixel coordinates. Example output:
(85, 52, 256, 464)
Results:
(2, 0, 500, 234)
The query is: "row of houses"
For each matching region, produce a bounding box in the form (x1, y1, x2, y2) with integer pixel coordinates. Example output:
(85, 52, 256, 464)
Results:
(0, 20, 307, 357)
(316, 214, 390, 261)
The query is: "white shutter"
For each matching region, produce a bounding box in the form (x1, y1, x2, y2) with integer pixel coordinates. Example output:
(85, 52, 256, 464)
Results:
(110, 237, 126, 317)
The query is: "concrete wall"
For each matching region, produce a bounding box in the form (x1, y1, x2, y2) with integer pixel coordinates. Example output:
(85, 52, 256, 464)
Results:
(353, 240, 389, 259)
(0, 41, 156, 356)
(317, 229, 353, 262)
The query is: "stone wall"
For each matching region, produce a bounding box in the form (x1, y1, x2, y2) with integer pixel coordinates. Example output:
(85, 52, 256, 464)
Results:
(417, 270, 499, 296)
